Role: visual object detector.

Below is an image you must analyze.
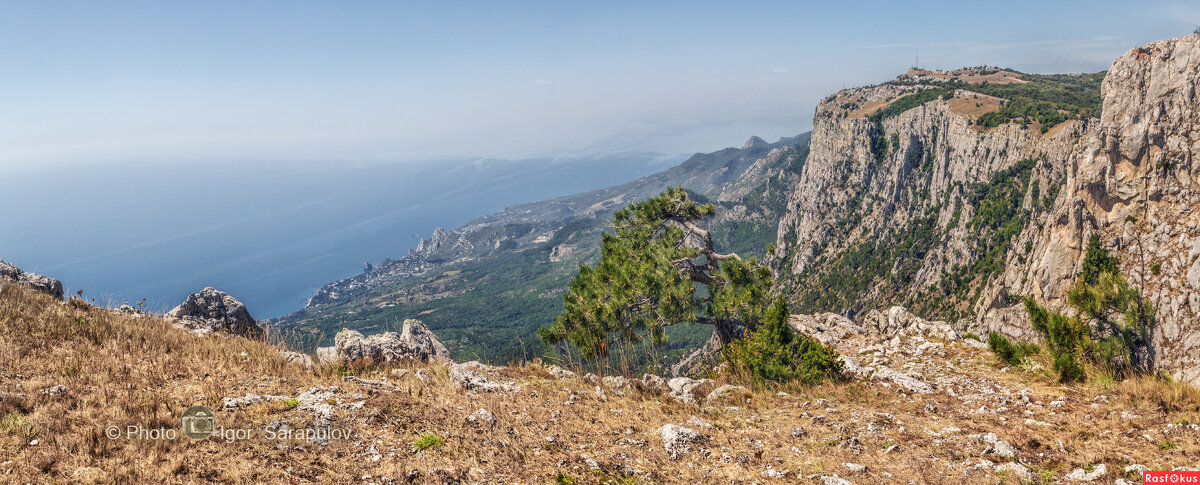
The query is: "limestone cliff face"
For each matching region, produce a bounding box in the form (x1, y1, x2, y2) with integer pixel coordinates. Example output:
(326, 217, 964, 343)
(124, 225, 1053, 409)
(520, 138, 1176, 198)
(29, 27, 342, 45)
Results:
(993, 35, 1200, 383)
(772, 78, 1087, 321)
(775, 34, 1200, 384)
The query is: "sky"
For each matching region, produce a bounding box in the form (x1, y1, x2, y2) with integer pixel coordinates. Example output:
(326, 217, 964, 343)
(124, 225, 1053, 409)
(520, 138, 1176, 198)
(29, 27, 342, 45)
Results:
(1, 1, 1197, 167)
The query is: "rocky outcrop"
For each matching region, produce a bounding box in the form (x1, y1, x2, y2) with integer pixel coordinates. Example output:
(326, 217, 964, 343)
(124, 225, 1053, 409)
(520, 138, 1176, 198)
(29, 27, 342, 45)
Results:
(788, 312, 864, 346)
(772, 34, 1200, 383)
(166, 287, 263, 338)
(449, 361, 520, 393)
(860, 306, 959, 342)
(984, 35, 1200, 383)
(0, 259, 63, 299)
(771, 70, 1088, 322)
(657, 424, 703, 458)
(315, 319, 451, 365)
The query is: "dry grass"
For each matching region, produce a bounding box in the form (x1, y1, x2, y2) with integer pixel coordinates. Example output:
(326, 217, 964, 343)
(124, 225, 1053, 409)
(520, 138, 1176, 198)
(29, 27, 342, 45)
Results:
(947, 92, 1005, 120)
(908, 68, 1027, 85)
(1, 283, 1196, 483)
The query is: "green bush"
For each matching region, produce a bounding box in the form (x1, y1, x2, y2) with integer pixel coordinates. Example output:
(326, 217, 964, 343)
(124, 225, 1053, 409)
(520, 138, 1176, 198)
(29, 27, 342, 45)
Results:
(413, 432, 444, 451)
(1054, 354, 1086, 383)
(1019, 236, 1156, 382)
(987, 331, 1039, 366)
(723, 298, 843, 385)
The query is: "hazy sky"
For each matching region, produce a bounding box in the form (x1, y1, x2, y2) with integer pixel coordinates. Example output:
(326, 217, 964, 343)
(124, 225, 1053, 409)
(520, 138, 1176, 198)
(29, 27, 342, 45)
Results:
(1, 1, 1195, 166)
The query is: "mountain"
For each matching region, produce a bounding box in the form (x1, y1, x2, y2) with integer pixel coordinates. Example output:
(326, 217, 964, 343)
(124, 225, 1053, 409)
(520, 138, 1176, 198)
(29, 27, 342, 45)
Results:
(771, 67, 1101, 320)
(270, 133, 811, 364)
(770, 36, 1200, 384)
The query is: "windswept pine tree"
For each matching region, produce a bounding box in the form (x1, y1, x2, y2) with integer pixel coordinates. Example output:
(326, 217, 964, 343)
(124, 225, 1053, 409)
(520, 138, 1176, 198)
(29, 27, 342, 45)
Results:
(537, 187, 772, 365)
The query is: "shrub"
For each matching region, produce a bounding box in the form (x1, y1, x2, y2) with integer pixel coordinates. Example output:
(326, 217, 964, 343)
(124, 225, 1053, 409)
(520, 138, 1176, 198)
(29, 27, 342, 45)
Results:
(1054, 354, 1086, 383)
(413, 432, 444, 451)
(1020, 236, 1156, 382)
(723, 297, 843, 385)
(987, 331, 1039, 366)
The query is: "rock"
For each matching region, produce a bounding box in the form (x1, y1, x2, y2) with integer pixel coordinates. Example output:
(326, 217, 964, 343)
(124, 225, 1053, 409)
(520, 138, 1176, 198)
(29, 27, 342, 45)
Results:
(843, 463, 867, 473)
(838, 355, 864, 376)
(980, 433, 1016, 459)
(638, 374, 668, 391)
(0, 259, 63, 299)
(666, 377, 713, 404)
(278, 350, 314, 368)
(1065, 464, 1106, 481)
(543, 365, 577, 380)
(449, 361, 520, 393)
(870, 366, 933, 394)
(466, 409, 495, 427)
(580, 453, 600, 471)
(685, 415, 712, 430)
(602, 375, 631, 389)
(994, 462, 1033, 482)
(821, 475, 854, 485)
(315, 319, 450, 365)
(657, 424, 702, 458)
(222, 393, 289, 411)
(788, 313, 865, 346)
(166, 287, 263, 338)
(41, 385, 68, 396)
(294, 387, 336, 445)
(704, 384, 745, 402)
(860, 306, 959, 341)
(315, 346, 338, 365)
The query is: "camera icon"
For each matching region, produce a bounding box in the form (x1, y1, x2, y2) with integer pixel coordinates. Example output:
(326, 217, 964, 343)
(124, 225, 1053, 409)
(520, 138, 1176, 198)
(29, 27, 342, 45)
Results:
(181, 405, 216, 439)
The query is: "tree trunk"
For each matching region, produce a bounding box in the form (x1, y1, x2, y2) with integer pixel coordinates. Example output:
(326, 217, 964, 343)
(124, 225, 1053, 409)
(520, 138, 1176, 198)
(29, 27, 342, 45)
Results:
(670, 317, 750, 377)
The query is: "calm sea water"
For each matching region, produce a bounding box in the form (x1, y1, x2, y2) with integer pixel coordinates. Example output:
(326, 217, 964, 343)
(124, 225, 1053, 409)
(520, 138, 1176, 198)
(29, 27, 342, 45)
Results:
(0, 154, 677, 317)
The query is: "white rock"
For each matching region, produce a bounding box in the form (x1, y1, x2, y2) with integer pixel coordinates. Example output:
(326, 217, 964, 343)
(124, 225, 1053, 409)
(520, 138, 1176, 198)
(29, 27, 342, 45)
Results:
(1064, 464, 1106, 481)
(657, 424, 702, 458)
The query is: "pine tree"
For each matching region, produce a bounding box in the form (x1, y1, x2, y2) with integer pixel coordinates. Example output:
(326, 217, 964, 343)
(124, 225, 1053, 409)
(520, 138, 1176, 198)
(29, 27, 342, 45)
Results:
(537, 187, 772, 359)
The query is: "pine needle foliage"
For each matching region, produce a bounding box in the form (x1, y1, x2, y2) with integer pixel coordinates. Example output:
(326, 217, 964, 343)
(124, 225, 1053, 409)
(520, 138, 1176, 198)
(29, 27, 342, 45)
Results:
(537, 187, 772, 359)
(723, 297, 843, 385)
(1015, 236, 1156, 382)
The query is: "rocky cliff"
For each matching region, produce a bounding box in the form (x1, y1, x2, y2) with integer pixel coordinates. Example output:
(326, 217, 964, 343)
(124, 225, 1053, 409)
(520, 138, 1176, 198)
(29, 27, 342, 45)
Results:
(772, 70, 1093, 322)
(984, 35, 1200, 383)
(774, 35, 1200, 384)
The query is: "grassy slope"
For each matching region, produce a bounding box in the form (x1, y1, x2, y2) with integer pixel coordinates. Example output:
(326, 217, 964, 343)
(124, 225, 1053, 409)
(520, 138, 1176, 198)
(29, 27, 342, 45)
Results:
(3, 283, 1197, 483)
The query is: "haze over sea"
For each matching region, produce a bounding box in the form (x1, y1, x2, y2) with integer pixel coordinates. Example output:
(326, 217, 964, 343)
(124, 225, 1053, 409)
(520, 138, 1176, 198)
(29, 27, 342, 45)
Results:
(0, 154, 677, 318)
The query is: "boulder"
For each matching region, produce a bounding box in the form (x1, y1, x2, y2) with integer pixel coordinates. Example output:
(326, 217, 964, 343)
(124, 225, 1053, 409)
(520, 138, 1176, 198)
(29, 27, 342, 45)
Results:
(167, 287, 263, 338)
(315, 319, 450, 364)
(667, 377, 713, 404)
(0, 259, 63, 299)
(449, 361, 520, 393)
(1064, 464, 1106, 481)
(994, 462, 1033, 482)
(656, 424, 702, 458)
(278, 350, 314, 368)
(788, 312, 865, 346)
